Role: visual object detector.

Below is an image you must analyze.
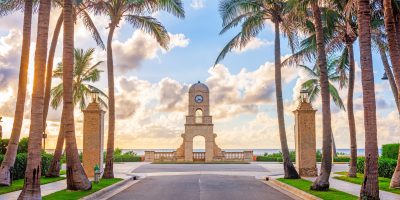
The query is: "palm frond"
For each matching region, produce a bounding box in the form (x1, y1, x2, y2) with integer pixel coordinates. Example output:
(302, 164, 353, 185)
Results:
(214, 32, 242, 66)
(125, 15, 170, 49)
(78, 10, 105, 49)
(329, 83, 345, 110)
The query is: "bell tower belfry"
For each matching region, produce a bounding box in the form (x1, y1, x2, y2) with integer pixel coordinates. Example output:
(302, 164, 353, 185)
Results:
(176, 81, 223, 162)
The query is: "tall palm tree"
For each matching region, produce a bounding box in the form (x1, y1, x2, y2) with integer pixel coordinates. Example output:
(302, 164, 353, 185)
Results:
(357, 0, 380, 197)
(43, 0, 105, 140)
(0, 0, 33, 186)
(88, 0, 185, 178)
(18, 0, 51, 199)
(216, 0, 300, 179)
(284, 0, 333, 189)
(46, 48, 107, 177)
(382, 0, 400, 188)
(62, 0, 91, 190)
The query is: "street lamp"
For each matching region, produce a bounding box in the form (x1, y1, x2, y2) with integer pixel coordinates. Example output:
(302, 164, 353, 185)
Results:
(300, 89, 309, 103)
(381, 72, 389, 80)
(91, 90, 99, 103)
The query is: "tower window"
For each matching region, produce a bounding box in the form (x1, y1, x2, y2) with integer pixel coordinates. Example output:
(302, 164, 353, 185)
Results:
(195, 109, 203, 123)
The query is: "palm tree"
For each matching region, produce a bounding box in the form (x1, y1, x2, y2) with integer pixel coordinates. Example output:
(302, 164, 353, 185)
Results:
(0, 0, 33, 186)
(18, 0, 51, 198)
(382, 0, 400, 188)
(46, 48, 107, 177)
(357, 0, 380, 197)
(88, 0, 185, 178)
(298, 61, 345, 110)
(216, 0, 300, 179)
(62, 0, 91, 190)
(43, 0, 105, 138)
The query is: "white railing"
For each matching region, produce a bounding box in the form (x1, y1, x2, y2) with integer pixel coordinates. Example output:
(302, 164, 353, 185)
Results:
(154, 152, 175, 161)
(223, 152, 244, 160)
(193, 152, 205, 161)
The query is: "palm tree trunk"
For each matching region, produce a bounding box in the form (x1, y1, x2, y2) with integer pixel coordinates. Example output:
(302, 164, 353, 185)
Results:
(43, 12, 63, 131)
(310, 1, 332, 191)
(346, 44, 357, 178)
(358, 0, 380, 198)
(274, 21, 300, 179)
(383, 0, 400, 189)
(103, 23, 116, 179)
(43, 12, 64, 178)
(63, 0, 91, 191)
(45, 110, 64, 177)
(0, 0, 33, 186)
(378, 46, 400, 112)
(18, 0, 51, 199)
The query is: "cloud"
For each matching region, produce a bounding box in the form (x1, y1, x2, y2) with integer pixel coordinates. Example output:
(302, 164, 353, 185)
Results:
(112, 31, 189, 72)
(190, 0, 205, 9)
(232, 38, 273, 53)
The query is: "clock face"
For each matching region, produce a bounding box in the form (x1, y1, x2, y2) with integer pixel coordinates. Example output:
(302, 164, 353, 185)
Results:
(195, 95, 203, 103)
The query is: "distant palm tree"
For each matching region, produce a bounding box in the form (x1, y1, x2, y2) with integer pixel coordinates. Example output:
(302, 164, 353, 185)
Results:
(18, 0, 51, 198)
(46, 48, 107, 178)
(0, 0, 34, 186)
(216, 0, 300, 179)
(62, 0, 92, 190)
(88, 0, 185, 178)
(50, 48, 107, 110)
(298, 60, 345, 110)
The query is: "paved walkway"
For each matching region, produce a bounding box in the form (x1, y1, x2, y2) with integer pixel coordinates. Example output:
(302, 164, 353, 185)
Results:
(109, 174, 294, 200)
(0, 162, 147, 200)
(304, 175, 400, 200)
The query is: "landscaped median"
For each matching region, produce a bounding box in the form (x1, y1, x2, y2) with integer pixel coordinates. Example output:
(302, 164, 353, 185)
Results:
(268, 178, 357, 200)
(334, 171, 400, 195)
(42, 178, 123, 200)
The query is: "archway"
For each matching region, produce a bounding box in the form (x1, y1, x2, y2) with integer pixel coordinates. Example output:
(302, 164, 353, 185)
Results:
(195, 109, 203, 123)
(193, 135, 205, 162)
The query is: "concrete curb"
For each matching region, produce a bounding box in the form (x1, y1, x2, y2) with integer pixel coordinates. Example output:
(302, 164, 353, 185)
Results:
(80, 176, 140, 200)
(266, 178, 322, 200)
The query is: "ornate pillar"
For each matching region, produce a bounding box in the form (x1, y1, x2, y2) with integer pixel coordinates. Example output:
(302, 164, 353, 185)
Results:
(293, 99, 318, 177)
(82, 100, 105, 177)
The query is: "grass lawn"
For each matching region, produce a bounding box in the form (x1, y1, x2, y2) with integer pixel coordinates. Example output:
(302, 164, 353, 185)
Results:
(152, 161, 249, 164)
(0, 176, 65, 195)
(277, 178, 357, 200)
(334, 171, 400, 195)
(43, 178, 122, 200)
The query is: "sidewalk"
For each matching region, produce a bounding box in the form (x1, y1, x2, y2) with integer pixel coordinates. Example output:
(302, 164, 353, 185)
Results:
(0, 162, 147, 200)
(303, 175, 400, 200)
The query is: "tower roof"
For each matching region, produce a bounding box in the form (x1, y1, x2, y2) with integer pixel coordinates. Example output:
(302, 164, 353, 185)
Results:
(189, 81, 209, 93)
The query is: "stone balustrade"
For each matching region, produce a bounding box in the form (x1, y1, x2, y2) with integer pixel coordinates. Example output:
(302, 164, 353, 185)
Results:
(144, 150, 253, 162)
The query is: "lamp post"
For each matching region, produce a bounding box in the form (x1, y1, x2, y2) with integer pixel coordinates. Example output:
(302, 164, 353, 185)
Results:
(300, 89, 309, 103)
(91, 90, 99, 103)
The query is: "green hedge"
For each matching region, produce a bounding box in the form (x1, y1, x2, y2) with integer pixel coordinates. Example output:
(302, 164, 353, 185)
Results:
(382, 143, 399, 160)
(334, 156, 351, 162)
(256, 150, 350, 163)
(0, 153, 53, 180)
(356, 157, 397, 178)
(113, 154, 141, 162)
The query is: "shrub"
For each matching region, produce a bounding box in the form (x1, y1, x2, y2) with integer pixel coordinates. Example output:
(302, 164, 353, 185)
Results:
(114, 148, 122, 156)
(256, 156, 278, 162)
(113, 154, 141, 162)
(333, 156, 351, 162)
(0, 153, 53, 180)
(356, 157, 397, 178)
(17, 137, 29, 154)
(382, 143, 399, 160)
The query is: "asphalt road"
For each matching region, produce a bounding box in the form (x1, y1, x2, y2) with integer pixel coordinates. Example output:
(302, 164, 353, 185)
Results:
(109, 174, 294, 200)
(132, 163, 268, 173)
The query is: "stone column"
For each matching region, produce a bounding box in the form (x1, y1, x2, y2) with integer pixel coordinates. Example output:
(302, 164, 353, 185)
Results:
(184, 138, 193, 161)
(293, 101, 318, 177)
(205, 137, 214, 162)
(82, 101, 105, 177)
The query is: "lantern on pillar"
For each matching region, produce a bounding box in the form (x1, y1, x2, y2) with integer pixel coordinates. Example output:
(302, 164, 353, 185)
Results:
(90, 90, 99, 103)
(300, 89, 309, 103)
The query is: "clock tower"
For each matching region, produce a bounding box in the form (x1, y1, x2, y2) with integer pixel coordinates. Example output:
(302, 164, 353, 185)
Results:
(176, 81, 223, 162)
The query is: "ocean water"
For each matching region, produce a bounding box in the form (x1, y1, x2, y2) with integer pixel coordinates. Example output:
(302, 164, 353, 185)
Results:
(117, 148, 381, 156)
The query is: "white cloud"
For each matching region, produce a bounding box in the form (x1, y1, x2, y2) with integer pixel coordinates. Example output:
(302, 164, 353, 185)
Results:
(232, 38, 273, 53)
(190, 0, 205, 9)
(112, 31, 189, 72)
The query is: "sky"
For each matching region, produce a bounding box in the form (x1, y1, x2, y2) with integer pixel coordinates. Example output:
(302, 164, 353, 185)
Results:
(0, 0, 399, 150)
